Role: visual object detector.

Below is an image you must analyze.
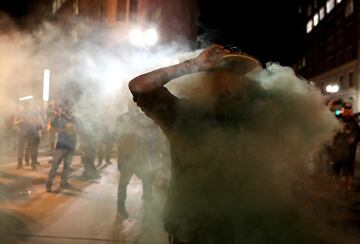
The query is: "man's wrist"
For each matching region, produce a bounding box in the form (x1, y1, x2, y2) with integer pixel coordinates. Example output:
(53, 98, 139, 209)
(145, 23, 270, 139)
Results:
(184, 59, 199, 73)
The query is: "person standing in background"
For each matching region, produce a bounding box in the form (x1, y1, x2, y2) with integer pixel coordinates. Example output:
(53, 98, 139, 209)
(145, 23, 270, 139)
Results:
(46, 101, 77, 192)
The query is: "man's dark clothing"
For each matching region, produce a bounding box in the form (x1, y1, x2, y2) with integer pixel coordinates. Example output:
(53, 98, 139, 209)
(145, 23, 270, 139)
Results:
(132, 86, 253, 242)
(331, 115, 360, 176)
(14, 110, 37, 168)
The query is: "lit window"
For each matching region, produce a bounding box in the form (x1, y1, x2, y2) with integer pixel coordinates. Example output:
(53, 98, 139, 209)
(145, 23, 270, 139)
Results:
(326, 0, 335, 13)
(319, 7, 325, 20)
(306, 20, 313, 33)
(336, 0, 342, 3)
(345, 0, 354, 17)
(313, 13, 319, 26)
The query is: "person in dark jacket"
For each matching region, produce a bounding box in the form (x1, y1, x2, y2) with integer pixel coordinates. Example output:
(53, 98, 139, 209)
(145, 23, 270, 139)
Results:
(115, 103, 157, 218)
(331, 102, 360, 191)
(128, 45, 262, 243)
(13, 103, 37, 170)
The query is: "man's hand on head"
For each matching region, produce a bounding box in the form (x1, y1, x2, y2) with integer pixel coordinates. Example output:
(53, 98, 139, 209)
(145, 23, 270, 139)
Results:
(193, 45, 230, 71)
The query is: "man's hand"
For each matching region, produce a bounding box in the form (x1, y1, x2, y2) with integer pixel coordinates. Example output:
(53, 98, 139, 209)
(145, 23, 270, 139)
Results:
(192, 45, 230, 71)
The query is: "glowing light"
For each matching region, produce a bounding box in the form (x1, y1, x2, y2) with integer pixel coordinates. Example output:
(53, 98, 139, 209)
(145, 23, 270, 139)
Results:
(319, 7, 325, 20)
(325, 84, 339, 93)
(129, 28, 158, 47)
(43, 69, 50, 101)
(144, 29, 158, 46)
(336, 0, 342, 3)
(18, 96, 33, 101)
(129, 29, 143, 47)
(313, 13, 319, 26)
(306, 20, 313, 33)
(326, 0, 335, 13)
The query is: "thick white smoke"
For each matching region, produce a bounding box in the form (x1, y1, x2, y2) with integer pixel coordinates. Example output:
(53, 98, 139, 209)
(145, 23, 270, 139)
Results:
(162, 62, 341, 242)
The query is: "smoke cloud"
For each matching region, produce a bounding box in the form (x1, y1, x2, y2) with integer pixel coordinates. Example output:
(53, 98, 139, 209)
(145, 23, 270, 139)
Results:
(162, 62, 342, 242)
(0, 12, 352, 243)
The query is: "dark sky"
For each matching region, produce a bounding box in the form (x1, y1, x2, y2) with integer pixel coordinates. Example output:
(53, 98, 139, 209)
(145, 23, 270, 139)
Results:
(198, 0, 300, 66)
(0, 0, 300, 66)
(0, 0, 31, 18)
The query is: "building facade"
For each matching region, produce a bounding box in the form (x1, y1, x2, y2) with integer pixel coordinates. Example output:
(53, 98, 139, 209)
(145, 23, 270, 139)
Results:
(50, 0, 198, 46)
(294, 0, 358, 110)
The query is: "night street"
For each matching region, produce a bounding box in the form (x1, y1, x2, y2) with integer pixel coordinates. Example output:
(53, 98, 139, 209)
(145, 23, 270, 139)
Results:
(0, 156, 167, 243)
(2, 0, 360, 243)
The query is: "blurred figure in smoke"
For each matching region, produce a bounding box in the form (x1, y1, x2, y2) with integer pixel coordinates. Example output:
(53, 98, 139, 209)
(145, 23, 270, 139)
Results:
(46, 100, 77, 192)
(129, 45, 262, 243)
(330, 102, 360, 191)
(97, 119, 114, 165)
(25, 106, 44, 166)
(46, 100, 60, 164)
(115, 101, 157, 218)
(13, 102, 38, 170)
(2, 113, 17, 152)
(78, 111, 100, 181)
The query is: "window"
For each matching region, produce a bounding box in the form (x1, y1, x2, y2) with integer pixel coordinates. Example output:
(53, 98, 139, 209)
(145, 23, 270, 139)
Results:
(129, 0, 138, 22)
(339, 75, 346, 89)
(319, 7, 325, 20)
(117, 0, 127, 21)
(349, 72, 354, 87)
(345, 0, 354, 17)
(307, 20, 313, 33)
(326, 0, 335, 13)
(313, 13, 319, 26)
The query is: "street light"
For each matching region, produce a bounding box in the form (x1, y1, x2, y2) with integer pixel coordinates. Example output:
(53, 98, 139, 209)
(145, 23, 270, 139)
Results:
(18, 95, 33, 101)
(325, 84, 339, 93)
(129, 29, 143, 47)
(129, 28, 158, 48)
(144, 28, 158, 46)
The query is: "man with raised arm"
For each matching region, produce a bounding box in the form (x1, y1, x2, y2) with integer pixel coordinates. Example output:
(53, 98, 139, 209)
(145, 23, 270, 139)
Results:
(129, 45, 261, 243)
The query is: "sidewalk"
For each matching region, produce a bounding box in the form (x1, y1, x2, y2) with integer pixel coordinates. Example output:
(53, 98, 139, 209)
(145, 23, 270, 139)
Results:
(0, 156, 51, 198)
(0, 154, 84, 201)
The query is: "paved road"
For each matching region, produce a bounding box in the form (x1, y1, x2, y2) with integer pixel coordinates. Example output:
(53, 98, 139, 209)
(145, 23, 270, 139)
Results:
(1, 155, 360, 243)
(0, 157, 168, 244)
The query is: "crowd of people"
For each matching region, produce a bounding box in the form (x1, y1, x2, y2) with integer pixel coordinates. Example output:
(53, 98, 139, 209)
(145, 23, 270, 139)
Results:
(12, 98, 168, 203)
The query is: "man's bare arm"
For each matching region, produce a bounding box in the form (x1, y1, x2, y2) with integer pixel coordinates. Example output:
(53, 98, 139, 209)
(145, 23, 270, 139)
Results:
(128, 45, 229, 94)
